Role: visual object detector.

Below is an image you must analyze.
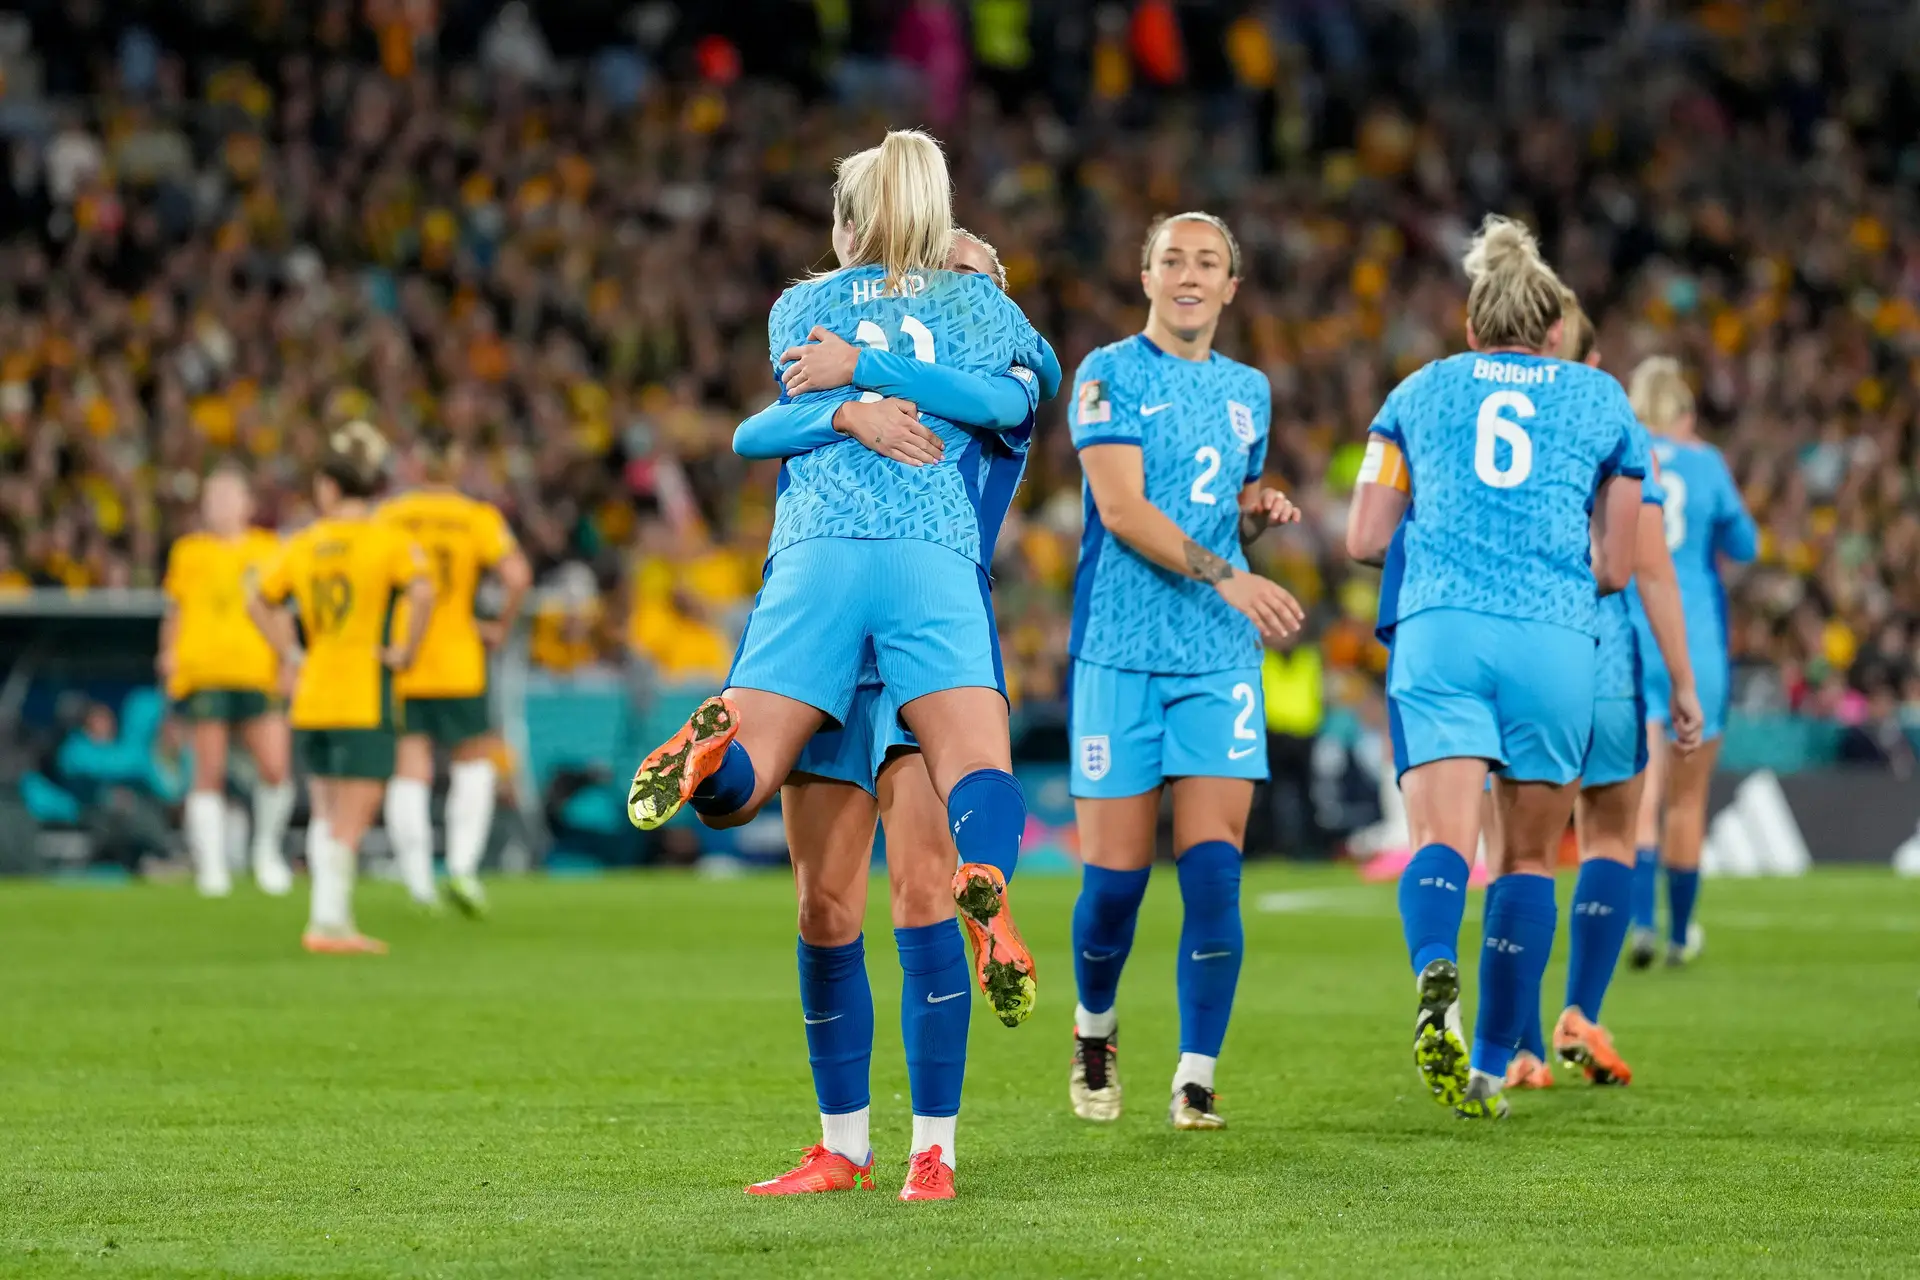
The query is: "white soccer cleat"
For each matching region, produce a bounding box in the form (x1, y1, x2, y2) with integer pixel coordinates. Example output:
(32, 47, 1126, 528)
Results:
(1169, 1081, 1226, 1130)
(1412, 958, 1470, 1109)
(1627, 928, 1659, 971)
(253, 852, 293, 897)
(1070, 1031, 1122, 1123)
(1667, 920, 1705, 967)
(1455, 1070, 1509, 1121)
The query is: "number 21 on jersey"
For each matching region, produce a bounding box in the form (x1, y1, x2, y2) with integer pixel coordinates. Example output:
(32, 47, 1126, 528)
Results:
(851, 317, 935, 403)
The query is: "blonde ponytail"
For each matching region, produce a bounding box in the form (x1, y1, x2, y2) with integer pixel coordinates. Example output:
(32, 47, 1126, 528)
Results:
(1627, 356, 1695, 435)
(1462, 215, 1564, 351)
(833, 129, 953, 287)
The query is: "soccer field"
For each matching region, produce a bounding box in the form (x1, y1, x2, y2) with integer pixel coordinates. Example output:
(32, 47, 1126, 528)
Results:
(4, 866, 1918, 1279)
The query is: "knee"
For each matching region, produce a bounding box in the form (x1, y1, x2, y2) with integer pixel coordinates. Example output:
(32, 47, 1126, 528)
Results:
(1175, 841, 1243, 914)
(796, 887, 864, 947)
(889, 869, 952, 930)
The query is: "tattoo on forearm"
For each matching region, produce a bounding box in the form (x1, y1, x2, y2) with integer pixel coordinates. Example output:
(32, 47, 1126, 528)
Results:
(1183, 539, 1233, 584)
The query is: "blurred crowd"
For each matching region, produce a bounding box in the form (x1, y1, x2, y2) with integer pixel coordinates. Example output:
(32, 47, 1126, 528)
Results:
(3, 0, 1920, 735)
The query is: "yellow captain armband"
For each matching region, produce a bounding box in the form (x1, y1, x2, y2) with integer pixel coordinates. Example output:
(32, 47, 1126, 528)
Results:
(1358, 437, 1411, 493)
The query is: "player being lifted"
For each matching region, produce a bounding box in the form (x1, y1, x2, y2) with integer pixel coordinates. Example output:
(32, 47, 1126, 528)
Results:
(729, 228, 1054, 1200)
(249, 422, 432, 955)
(379, 432, 531, 917)
(1626, 357, 1757, 968)
(625, 131, 1049, 1032)
(159, 465, 296, 897)
(1348, 217, 1646, 1120)
(1065, 212, 1303, 1131)
(1497, 292, 1703, 1092)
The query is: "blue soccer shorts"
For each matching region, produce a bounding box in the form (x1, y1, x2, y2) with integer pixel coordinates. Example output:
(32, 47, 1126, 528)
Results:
(728, 537, 1005, 725)
(1582, 695, 1648, 788)
(1387, 608, 1595, 786)
(790, 676, 917, 796)
(1068, 659, 1268, 799)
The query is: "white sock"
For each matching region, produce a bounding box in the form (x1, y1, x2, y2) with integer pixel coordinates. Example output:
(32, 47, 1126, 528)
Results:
(910, 1115, 956, 1169)
(1173, 1052, 1216, 1093)
(306, 821, 354, 933)
(251, 781, 295, 869)
(383, 777, 436, 902)
(1074, 1002, 1117, 1040)
(186, 791, 229, 894)
(445, 758, 497, 879)
(820, 1108, 870, 1164)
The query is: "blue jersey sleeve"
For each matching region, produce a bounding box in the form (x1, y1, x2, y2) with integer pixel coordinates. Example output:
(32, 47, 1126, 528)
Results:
(1034, 335, 1063, 401)
(1368, 367, 1423, 445)
(853, 348, 1039, 429)
(1712, 454, 1758, 563)
(1069, 347, 1141, 450)
(732, 387, 859, 459)
(1599, 403, 1650, 482)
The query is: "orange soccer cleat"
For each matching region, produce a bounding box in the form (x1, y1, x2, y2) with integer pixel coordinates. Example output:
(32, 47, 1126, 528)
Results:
(898, 1147, 955, 1202)
(627, 696, 741, 830)
(301, 929, 388, 956)
(951, 863, 1036, 1027)
(1504, 1050, 1556, 1090)
(1553, 1007, 1633, 1086)
(744, 1145, 875, 1196)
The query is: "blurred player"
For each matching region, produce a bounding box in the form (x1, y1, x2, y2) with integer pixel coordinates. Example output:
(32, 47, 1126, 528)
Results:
(1627, 357, 1758, 968)
(1347, 217, 1646, 1120)
(159, 465, 295, 897)
(1498, 295, 1703, 1092)
(249, 422, 432, 955)
(379, 433, 531, 916)
(626, 131, 1051, 1031)
(1064, 212, 1304, 1131)
(729, 230, 1051, 1200)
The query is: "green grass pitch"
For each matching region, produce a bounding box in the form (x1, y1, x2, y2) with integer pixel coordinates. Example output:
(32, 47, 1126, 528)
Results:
(4, 865, 1919, 1278)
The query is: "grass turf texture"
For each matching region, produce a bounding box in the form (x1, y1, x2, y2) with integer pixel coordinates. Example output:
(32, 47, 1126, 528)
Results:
(3, 867, 1917, 1279)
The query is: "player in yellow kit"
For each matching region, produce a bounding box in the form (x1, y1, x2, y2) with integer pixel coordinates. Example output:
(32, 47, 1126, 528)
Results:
(249, 422, 433, 955)
(378, 433, 531, 916)
(159, 466, 295, 897)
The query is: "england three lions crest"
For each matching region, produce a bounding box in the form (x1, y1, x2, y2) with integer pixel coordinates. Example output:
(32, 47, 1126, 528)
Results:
(1228, 401, 1259, 446)
(1078, 734, 1111, 781)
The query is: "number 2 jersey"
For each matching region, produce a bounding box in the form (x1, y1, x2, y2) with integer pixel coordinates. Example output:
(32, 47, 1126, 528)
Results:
(765, 264, 1046, 567)
(1068, 334, 1272, 675)
(1368, 351, 1647, 640)
(255, 516, 426, 730)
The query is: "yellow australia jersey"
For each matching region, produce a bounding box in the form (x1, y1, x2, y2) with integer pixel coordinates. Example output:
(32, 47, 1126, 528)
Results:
(256, 516, 427, 730)
(162, 529, 282, 699)
(379, 490, 517, 699)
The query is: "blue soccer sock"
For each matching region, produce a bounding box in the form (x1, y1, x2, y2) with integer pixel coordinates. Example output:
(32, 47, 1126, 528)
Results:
(1472, 873, 1557, 1079)
(1398, 843, 1470, 975)
(1667, 866, 1701, 949)
(1520, 1004, 1547, 1063)
(690, 740, 755, 817)
(1630, 845, 1659, 931)
(896, 922, 969, 1120)
(1175, 842, 1243, 1058)
(947, 768, 1025, 885)
(1567, 858, 1634, 1021)
(796, 935, 874, 1159)
(1071, 863, 1151, 1026)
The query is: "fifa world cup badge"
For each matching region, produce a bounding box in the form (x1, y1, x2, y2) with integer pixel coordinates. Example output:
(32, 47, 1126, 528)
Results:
(1079, 734, 1111, 781)
(1077, 379, 1111, 425)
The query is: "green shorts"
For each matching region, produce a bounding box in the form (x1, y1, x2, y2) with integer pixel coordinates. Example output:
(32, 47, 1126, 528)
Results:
(402, 694, 492, 747)
(296, 728, 396, 781)
(174, 689, 282, 725)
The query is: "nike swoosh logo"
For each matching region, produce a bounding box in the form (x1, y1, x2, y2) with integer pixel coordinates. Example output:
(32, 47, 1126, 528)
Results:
(1080, 950, 1116, 962)
(1228, 745, 1258, 760)
(1141, 403, 1173, 416)
(802, 1013, 843, 1025)
(925, 991, 966, 1004)
(1189, 950, 1233, 961)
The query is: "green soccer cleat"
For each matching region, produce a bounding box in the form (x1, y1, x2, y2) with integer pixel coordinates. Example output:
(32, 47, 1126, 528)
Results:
(447, 874, 488, 919)
(1413, 958, 1470, 1109)
(1455, 1072, 1510, 1121)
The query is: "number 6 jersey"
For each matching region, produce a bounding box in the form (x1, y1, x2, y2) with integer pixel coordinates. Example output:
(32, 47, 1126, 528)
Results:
(254, 515, 427, 729)
(1068, 334, 1272, 675)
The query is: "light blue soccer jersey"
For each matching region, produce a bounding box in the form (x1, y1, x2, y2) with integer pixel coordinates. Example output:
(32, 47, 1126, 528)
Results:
(766, 266, 1045, 566)
(1068, 335, 1272, 675)
(1593, 431, 1667, 700)
(1369, 352, 1647, 640)
(1627, 438, 1757, 667)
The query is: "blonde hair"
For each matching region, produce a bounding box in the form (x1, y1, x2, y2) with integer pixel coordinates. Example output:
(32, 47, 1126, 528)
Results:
(1141, 211, 1242, 278)
(323, 419, 390, 498)
(1628, 356, 1695, 434)
(1462, 215, 1564, 350)
(1555, 285, 1596, 362)
(831, 129, 953, 287)
(951, 227, 1007, 290)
